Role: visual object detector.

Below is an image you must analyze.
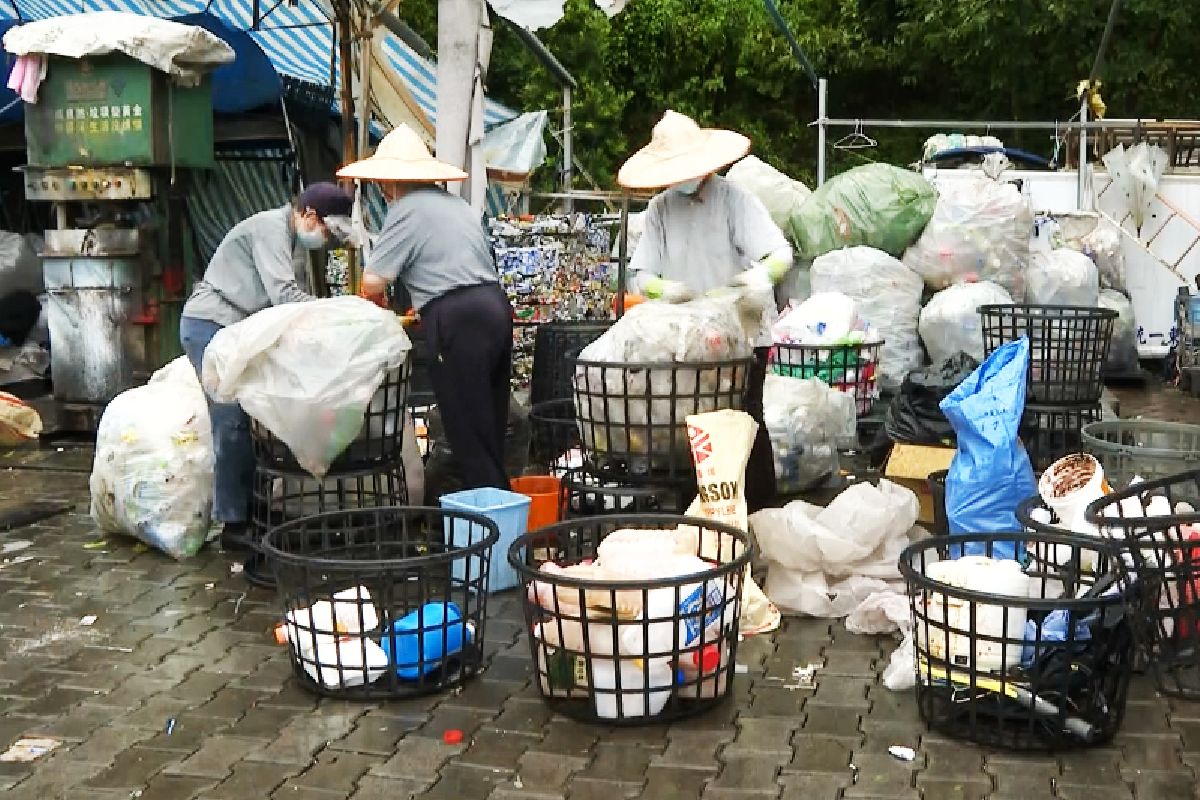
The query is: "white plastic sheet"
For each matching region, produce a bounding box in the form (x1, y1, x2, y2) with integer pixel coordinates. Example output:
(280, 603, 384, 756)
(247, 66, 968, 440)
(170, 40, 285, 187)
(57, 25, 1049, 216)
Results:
(748, 479, 919, 618)
(482, 110, 549, 178)
(202, 296, 412, 479)
(918, 281, 1014, 366)
(89, 357, 214, 560)
(726, 155, 810, 234)
(810, 247, 924, 391)
(844, 590, 915, 690)
(1102, 142, 1168, 234)
(902, 178, 1032, 299)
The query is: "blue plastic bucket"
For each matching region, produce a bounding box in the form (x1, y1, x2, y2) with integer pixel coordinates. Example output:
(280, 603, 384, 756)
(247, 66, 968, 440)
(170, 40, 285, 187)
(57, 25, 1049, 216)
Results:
(440, 487, 531, 593)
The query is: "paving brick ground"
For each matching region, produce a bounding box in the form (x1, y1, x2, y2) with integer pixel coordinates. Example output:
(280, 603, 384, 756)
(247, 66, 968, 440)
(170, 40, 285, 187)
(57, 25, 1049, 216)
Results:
(0, 379, 1197, 799)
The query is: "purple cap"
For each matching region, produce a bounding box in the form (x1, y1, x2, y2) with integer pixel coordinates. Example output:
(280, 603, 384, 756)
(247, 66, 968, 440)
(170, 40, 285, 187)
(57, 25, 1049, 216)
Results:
(297, 182, 353, 220)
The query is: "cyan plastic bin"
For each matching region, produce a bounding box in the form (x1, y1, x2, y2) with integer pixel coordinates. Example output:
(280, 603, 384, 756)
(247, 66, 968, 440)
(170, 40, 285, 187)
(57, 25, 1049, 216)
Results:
(440, 487, 531, 593)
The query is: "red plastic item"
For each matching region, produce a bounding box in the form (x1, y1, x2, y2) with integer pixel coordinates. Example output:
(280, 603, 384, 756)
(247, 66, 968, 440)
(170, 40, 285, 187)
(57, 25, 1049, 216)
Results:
(443, 729, 464, 745)
(693, 645, 720, 673)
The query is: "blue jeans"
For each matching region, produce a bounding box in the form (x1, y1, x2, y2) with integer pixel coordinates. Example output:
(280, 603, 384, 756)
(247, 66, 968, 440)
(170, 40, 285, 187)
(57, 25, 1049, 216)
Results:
(180, 316, 253, 524)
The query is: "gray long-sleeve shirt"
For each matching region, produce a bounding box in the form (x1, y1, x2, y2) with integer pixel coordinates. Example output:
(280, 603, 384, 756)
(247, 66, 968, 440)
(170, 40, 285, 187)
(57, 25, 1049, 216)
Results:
(182, 205, 314, 327)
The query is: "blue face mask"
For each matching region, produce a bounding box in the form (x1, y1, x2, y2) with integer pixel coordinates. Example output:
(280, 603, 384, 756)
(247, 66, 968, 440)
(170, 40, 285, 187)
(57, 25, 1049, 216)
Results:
(670, 178, 704, 196)
(297, 226, 328, 250)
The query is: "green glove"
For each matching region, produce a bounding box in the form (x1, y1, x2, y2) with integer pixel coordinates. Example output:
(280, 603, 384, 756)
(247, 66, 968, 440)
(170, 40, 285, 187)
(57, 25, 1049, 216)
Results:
(643, 275, 696, 303)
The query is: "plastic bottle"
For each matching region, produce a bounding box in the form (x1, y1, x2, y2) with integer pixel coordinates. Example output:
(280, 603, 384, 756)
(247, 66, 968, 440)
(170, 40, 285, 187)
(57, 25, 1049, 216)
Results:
(591, 657, 673, 719)
(378, 602, 476, 679)
(276, 586, 387, 688)
(676, 643, 729, 699)
(619, 577, 733, 660)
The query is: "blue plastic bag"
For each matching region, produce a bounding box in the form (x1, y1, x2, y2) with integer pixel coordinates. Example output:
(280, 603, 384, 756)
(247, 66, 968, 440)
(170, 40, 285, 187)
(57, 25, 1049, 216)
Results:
(939, 337, 1037, 560)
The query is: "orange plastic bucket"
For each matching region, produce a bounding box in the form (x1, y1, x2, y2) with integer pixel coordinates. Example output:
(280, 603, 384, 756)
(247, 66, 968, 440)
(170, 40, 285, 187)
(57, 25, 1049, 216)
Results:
(511, 476, 563, 531)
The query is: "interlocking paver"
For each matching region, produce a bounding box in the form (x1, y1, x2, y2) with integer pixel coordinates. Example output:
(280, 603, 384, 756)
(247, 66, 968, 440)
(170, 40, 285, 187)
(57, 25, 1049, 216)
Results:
(169, 670, 233, 703)
(134, 773, 218, 800)
(841, 752, 917, 799)
(287, 750, 381, 792)
(915, 779, 991, 800)
(580, 743, 654, 783)
(534, 719, 599, 757)
(516, 751, 589, 791)
(224, 705, 307, 739)
(732, 717, 799, 754)
(709, 751, 790, 791)
(777, 771, 851, 800)
(786, 734, 853, 774)
(652, 729, 735, 768)
(459, 730, 536, 772)
(195, 761, 301, 799)
(332, 712, 427, 755)
(1126, 770, 1197, 800)
(639, 766, 714, 800)
(369, 736, 464, 781)
(566, 776, 644, 800)
(350, 775, 431, 800)
(83, 745, 182, 789)
(418, 763, 511, 800)
(165, 735, 260, 778)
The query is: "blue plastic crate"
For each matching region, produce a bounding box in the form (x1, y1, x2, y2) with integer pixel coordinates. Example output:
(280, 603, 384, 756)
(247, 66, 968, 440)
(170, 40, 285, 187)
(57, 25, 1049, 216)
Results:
(440, 488, 531, 593)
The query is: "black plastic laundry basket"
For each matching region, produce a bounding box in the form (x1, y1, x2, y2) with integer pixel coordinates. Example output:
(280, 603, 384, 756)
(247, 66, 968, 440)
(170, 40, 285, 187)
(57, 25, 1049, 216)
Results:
(770, 340, 884, 416)
(1021, 403, 1104, 474)
(980, 304, 1117, 406)
(251, 360, 413, 474)
(529, 399, 582, 474)
(573, 357, 752, 485)
(559, 466, 684, 519)
(1085, 470, 1200, 700)
(509, 514, 752, 725)
(530, 320, 613, 406)
(899, 532, 1133, 750)
(262, 506, 497, 700)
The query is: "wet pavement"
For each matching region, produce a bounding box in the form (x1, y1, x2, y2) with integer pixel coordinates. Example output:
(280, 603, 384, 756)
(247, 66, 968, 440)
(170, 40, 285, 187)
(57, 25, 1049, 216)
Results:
(0, 379, 1198, 799)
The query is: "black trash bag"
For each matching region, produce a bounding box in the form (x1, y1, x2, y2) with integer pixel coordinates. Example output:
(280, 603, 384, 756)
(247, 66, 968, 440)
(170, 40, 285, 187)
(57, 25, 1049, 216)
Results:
(0, 290, 41, 347)
(425, 401, 532, 502)
(869, 352, 979, 466)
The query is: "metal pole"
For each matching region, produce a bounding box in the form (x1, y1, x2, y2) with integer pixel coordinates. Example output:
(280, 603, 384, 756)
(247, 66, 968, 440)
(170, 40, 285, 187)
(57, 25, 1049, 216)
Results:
(563, 85, 573, 213)
(1078, 98, 1088, 209)
(357, 22, 372, 159)
(617, 194, 629, 319)
(817, 77, 827, 186)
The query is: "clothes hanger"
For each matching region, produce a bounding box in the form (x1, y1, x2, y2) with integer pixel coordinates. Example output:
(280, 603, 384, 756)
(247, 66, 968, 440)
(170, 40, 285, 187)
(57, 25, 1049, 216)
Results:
(833, 120, 877, 151)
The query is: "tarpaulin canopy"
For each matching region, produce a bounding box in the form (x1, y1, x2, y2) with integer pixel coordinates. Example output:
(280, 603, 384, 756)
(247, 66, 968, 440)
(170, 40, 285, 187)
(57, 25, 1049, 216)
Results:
(0, 1, 517, 128)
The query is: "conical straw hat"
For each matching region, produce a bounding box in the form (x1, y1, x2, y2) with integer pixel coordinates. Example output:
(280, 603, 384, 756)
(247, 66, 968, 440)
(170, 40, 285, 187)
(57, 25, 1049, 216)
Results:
(337, 124, 468, 182)
(617, 111, 750, 190)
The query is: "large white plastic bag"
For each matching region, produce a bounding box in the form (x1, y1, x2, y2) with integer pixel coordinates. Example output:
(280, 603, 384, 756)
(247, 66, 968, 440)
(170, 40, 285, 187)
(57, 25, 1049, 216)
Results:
(90, 356, 213, 560)
(902, 179, 1032, 299)
(748, 479, 919, 617)
(773, 292, 865, 344)
(1026, 247, 1099, 307)
(810, 247, 924, 391)
(918, 281, 1013, 366)
(763, 374, 856, 493)
(1098, 288, 1139, 373)
(726, 155, 810, 234)
(202, 297, 411, 479)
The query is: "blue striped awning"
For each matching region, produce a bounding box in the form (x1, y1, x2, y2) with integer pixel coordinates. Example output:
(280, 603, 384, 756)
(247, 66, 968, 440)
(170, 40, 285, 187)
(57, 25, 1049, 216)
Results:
(0, 1, 517, 129)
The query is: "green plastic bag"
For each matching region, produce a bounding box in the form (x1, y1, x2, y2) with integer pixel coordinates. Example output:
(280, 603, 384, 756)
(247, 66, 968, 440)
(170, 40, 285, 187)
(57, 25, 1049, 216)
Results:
(789, 164, 936, 260)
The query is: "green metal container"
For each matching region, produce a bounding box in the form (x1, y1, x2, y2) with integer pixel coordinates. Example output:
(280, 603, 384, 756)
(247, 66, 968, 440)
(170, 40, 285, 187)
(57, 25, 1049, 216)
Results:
(25, 54, 214, 169)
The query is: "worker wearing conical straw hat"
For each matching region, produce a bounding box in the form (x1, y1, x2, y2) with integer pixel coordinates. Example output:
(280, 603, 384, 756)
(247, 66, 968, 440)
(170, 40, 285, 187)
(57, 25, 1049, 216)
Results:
(618, 110, 794, 512)
(341, 125, 514, 490)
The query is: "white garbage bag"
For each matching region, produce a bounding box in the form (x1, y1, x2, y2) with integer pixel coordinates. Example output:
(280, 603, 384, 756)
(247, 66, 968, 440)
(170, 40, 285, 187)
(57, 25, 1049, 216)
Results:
(726, 155, 810, 233)
(810, 247, 924, 391)
(90, 356, 214, 560)
(1027, 247, 1100, 307)
(902, 178, 1032, 299)
(1098, 288, 1139, 373)
(749, 479, 919, 617)
(918, 281, 1014, 366)
(762, 374, 857, 494)
(201, 296, 412, 479)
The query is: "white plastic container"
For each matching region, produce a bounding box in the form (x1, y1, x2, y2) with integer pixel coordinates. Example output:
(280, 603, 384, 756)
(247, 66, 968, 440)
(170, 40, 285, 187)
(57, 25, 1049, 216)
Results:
(920, 557, 1030, 673)
(1038, 453, 1108, 537)
(619, 577, 734, 660)
(591, 657, 673, 719)
(281, 586, 387, 688)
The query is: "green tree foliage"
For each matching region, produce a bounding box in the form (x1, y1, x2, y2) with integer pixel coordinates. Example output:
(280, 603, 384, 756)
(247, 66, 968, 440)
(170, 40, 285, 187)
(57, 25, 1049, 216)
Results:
(398, 0, 1198, 190)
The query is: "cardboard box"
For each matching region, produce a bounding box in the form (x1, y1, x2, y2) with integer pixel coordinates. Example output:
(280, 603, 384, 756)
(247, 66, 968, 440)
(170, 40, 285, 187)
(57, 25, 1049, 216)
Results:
(884, 444, 957, 527)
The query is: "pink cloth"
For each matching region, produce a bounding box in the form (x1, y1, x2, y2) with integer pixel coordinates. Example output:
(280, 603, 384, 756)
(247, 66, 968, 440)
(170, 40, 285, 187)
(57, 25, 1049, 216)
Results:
(6, 55, 46, 103)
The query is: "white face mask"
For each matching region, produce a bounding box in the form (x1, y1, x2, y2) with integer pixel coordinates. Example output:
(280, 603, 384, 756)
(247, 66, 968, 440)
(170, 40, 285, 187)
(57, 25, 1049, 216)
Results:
(670, 177, 704, 196)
